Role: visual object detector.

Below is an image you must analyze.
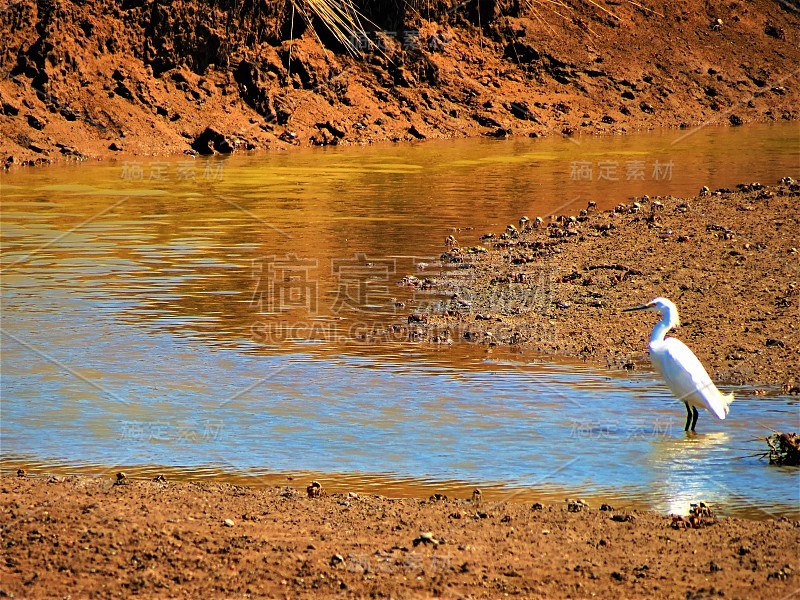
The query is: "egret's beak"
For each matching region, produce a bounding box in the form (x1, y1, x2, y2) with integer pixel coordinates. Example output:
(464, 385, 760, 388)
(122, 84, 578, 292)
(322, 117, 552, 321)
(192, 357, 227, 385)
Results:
(622, 303, 650, 312)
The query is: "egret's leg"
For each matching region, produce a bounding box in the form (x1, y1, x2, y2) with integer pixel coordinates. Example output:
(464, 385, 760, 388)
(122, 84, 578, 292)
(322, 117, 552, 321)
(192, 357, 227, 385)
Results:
(683, 402, 692, 432)
(690, 407, 699, 432)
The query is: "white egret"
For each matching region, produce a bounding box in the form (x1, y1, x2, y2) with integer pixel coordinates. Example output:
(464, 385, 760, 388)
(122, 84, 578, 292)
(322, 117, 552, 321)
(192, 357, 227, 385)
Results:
(623, 297, 733, 432)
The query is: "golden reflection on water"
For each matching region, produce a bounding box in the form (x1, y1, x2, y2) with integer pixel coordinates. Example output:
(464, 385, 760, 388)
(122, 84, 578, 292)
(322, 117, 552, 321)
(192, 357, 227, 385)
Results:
(2, 122, 799, 519)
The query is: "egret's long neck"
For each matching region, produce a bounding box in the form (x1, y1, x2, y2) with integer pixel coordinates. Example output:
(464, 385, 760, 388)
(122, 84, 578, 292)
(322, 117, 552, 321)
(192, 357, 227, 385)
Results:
(649, 314, 674, 344)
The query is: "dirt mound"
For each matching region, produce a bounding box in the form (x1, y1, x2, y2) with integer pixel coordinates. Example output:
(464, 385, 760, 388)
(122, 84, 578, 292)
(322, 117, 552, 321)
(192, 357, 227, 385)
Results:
(2, 0, 799, 167)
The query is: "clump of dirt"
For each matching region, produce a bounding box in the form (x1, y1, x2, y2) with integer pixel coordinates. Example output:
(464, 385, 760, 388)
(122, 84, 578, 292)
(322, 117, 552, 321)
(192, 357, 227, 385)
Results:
(2, 0, 799, 167)
(1, 474, 798, 598)
(414, 180, 799, 387)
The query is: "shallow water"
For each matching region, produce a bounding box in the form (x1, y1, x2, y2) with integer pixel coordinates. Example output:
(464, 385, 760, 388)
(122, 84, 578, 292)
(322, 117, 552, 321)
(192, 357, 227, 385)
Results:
(2, 122, 799, 519)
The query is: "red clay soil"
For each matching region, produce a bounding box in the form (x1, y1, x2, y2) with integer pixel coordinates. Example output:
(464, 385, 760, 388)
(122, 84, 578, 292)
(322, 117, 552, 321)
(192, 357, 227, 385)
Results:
(1, 474, 798, 599)
(1, 0, 799, 168)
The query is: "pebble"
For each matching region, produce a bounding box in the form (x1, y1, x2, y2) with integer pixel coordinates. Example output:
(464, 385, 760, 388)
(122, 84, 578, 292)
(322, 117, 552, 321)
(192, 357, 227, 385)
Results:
(413, 532, 440, 546)
(307, 481, 322, 498)
(330, 554, 345, 566)
(223, 518, 235, 527)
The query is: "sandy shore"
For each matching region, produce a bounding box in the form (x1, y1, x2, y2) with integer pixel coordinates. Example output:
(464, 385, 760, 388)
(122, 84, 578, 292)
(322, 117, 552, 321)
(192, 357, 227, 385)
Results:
(418, 181, 799, 389)
(1, 473, 797, 598)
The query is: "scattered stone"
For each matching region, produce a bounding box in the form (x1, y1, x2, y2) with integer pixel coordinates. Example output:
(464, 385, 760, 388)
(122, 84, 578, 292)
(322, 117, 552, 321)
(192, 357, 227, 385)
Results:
(26, 114, 46, 130)
(408, 124, 426, 139)
(611, 513, 636, 522)
(509, 101, 536, 121)
(329, 554, 345, 566)
(191, 127, 234, 154)
(764, 24, 786, 40)
(768, 565, 793, 580)
(113, 82, 134, 101)
(223, 518, 235, 527)
(108, 142, 123, 151)
(306, 481, 322, 498)
(567, 498, 588, 512)
(2, 102, 20, 116)
(412, 531, 440, 546)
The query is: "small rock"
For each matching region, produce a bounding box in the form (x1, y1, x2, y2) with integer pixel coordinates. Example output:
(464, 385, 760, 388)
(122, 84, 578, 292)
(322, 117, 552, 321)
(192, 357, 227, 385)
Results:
(330, 554, 345, 566)
(307, 481, 322, 498)
(26, 114, 46, 130)
(192, 127, 234, 155)
(567, 498, 589, 512)
(611, 513, 636, 522)
(765, 24, 786, 39)
(109, 142, 123, 151)
(408, 124, 426, 139)
(412, 532, 440, 547)
(2, 102, 20, 116)
(223, 518, 235, 527)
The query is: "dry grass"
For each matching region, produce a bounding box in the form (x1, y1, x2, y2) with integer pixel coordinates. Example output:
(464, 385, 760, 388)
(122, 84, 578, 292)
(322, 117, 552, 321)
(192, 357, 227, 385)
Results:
(289, 0, 375, 55)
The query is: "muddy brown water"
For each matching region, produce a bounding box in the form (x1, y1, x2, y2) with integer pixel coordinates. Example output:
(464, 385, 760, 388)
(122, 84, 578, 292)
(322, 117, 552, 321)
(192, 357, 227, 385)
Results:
(2, 122, 798, 519)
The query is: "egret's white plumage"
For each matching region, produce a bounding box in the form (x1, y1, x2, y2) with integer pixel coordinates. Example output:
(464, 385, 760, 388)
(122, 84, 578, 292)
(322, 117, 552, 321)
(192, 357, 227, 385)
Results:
(624, 297, 733, 432)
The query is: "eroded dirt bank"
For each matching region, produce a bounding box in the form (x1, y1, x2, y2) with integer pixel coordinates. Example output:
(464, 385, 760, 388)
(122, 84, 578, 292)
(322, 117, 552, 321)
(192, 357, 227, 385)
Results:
(1, 474, 798, 599)
(415, 181, 799, 388)
(2, 0, 799, 167)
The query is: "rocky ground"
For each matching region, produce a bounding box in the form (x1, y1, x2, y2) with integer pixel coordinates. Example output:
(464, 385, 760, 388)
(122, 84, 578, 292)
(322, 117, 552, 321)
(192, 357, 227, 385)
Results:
(1, 474, 798, 599)
(414, 181, 800, 388)
(2, 0, 799, 168)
